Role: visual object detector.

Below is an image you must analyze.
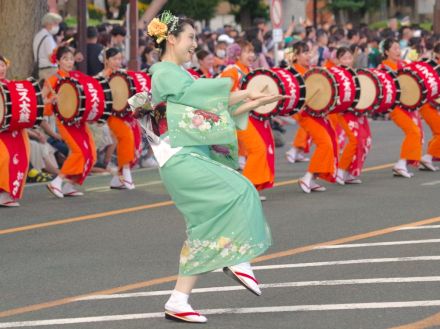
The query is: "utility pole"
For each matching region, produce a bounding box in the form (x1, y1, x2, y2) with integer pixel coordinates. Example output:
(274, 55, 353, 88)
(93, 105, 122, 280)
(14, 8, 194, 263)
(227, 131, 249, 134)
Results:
(77, 0, 87, 73)
(127, 0, 139, 71)
(434, 0, 440, 34)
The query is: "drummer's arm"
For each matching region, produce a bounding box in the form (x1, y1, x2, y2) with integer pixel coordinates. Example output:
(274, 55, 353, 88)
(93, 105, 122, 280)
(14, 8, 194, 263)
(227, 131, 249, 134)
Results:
(229, 90, 249, 105)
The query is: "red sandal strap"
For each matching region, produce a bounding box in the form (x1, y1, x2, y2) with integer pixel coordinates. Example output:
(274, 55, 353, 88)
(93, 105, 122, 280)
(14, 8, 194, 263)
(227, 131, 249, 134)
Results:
(299, 180, 310, 189)
(172, 312, 201, 317)
(234, 271, 259, 285)
(48, 184, 63, 194)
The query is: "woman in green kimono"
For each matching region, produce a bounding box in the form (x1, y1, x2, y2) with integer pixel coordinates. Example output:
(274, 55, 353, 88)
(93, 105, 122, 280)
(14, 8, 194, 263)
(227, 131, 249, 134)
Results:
(138, 12, 283, 323)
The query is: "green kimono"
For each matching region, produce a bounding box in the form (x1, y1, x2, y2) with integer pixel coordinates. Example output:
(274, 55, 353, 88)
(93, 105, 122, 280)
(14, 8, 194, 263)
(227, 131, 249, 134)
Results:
(149, 61, 272, 275)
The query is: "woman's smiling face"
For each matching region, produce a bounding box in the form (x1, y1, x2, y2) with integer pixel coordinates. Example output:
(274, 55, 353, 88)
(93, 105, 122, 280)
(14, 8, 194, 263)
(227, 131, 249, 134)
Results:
(170, 24, 197, 65)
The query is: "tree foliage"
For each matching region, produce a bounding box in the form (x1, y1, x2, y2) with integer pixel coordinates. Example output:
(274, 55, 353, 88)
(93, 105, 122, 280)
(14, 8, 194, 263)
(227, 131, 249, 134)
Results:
(228, 0, 269, 28)
(149, 0, 221, 22)
(327, 0, 382, 12)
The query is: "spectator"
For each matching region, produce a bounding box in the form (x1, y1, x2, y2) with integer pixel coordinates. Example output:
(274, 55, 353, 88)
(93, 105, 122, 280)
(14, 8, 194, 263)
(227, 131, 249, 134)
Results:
(140, 45, 157, 71)
(32, 12, 62, 80)
(195, 50, 214, 78)
(86, 26, 104, 76)
(110, 24, 127, 63)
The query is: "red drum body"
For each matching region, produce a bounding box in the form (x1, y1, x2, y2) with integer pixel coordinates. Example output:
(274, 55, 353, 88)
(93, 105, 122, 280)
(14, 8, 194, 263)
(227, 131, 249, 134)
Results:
(55, 71, 112, 125)
(303, 68, 338, 117)
(370, 68, 401, 114)
(127, 70, 151, 93)
(354, 69, 382, 116)
(102, 70, 136, 117)
(431, 96, 440, 110)
(328, 65, 360, 114)
(409, 60, 440, 102)
(0, 78, 44, 132)
(186, 68, 201, 79)
(240, 68, 305, 120)
(397, 65, 427, 111)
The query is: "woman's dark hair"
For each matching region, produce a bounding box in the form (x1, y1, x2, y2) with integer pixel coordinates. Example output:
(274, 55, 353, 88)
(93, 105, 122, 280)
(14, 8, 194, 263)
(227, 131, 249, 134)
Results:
(433, 42, 440, 55)
(105, 47, 121, 60)
(196, 49, 211, 61)
(154, 16, 195, 57)
(97, 32, 111, 47)
(382, 38, 398, 58)
(56, 46, 74, 61)
(336, 46, 353, 59)
(292, 41, 309, 62)
(141, 45, 155, 64)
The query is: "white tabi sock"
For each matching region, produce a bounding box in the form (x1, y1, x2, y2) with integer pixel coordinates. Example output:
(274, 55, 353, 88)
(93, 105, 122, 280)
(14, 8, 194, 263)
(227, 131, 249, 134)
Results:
(122, 166, 133, 184)
(395, 159, 407, 170)
(62, 182, 77, 194)
(166, 290, 190, 308)
(422, 154, 433, 162)
(302, 172, 313, 185)
(51, 176, 63, 189)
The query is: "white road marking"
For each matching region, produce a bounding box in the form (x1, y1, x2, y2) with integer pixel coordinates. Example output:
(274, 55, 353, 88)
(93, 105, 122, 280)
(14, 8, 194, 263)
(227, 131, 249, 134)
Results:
(315, 239, 440, 249)
(2, 300, 440, 327)
(421, 180, 440, 186)
(398, 225, 440, 230)
(76, 276, 440, 301)
(86, 180, 162, 192)
(245, 256, 440, 271)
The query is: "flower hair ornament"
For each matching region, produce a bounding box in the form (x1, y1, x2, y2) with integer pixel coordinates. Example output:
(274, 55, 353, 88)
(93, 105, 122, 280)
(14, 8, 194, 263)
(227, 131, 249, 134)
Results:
(379, 40, 385, 56)
(147, 10, 179, 44)
(49, 47, 59, 64)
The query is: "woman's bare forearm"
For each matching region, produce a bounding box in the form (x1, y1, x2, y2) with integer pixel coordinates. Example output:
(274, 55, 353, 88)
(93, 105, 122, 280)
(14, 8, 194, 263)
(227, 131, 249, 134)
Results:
(229, 90, 249, 106)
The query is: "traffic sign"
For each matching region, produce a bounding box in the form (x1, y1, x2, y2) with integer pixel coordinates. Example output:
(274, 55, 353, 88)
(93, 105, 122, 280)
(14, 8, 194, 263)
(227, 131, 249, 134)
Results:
(270, 0, 283, 29)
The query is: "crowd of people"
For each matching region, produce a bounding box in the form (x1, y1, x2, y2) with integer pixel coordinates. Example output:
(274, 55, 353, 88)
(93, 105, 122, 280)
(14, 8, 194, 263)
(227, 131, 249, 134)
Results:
(0, 11, 439, 205)
(1, 8, 440, 324)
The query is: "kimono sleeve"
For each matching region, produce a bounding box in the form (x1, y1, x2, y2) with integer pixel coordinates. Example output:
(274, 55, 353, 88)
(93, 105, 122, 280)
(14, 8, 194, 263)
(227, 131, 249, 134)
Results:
(152, 69, 231, 111)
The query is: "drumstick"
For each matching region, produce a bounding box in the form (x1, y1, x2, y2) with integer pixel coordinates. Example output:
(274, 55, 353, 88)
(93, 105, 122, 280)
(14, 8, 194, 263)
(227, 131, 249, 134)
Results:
(260, 84, 269, 94)
(305, 88, 320, 105)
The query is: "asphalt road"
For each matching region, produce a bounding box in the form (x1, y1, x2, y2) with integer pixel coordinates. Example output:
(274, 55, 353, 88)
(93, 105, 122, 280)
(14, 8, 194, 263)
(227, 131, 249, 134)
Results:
(0, 119, 439, 329)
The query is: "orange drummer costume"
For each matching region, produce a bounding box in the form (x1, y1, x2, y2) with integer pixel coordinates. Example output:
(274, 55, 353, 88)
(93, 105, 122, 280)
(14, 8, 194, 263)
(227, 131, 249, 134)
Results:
(44, 69, 97, 197)
(286, 63, 311, 163)
(0, 129, 30, 206)
(97, 68, 142, 190)
(336, 112, 372, 183)
(380, 59, 424, 177)
(290, 64, 338, 193)
(420, 102, 440, 169)
(418, 56, 440, 170)
(220, 60, 275, 192)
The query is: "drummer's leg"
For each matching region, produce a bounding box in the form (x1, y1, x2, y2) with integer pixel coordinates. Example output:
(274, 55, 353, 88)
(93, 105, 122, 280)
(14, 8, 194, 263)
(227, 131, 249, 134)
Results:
(337, 115, 358, 183)
(390, 107, 422, 175)
(107, 117, 136, 188)
(237, 121, 271, 188)
(420, 103, 440, 170)
(300, 116, 336, 188)
(287, 114, 309, 163)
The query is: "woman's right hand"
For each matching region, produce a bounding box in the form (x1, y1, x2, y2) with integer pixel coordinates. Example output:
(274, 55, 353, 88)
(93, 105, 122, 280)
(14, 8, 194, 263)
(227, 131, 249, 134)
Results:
(256, 94, 287, 106)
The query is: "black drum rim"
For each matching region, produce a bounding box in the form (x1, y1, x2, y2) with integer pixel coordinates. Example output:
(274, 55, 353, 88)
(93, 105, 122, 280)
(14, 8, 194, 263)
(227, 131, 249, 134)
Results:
(0, 81, 12, 132)
(303, 67, 338, 118)
(27, 77, 45, 128)
(397, 67, 427, 112)
(286, 67, 306, 115)
(54, 77, 86, 126)
(353, 68, 383, 116)
(241, 68, 284, 121)
(108, 70, 136, 118)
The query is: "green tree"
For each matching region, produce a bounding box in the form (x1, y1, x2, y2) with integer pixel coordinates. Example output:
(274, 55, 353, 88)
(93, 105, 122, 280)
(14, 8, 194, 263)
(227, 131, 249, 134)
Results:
(327, 0, 382, 24)
(228, 0, 269, 28)
(161, 0, 221, 22)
